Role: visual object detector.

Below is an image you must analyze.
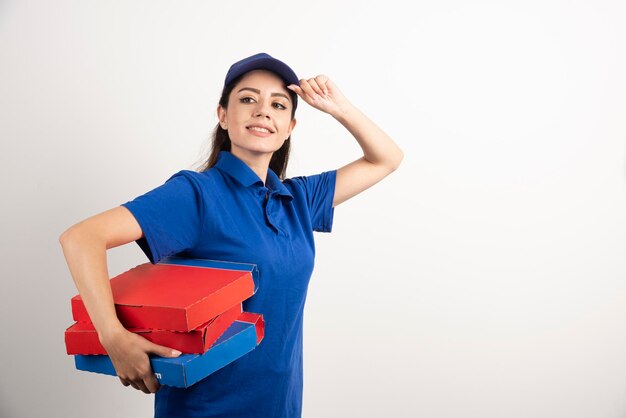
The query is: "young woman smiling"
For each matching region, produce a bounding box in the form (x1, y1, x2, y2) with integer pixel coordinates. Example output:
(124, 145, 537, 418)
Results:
(60, 53, 403, 418)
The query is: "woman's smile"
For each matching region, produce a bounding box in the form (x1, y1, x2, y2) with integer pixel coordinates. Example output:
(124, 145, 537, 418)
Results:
(246, 123, 275, 137)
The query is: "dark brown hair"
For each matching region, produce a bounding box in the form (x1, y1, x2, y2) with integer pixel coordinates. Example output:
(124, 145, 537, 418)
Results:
(198, 72, 298, 180)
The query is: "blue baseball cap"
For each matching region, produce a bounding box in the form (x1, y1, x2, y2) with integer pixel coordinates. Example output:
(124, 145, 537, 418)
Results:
(224, 53, 299, 87)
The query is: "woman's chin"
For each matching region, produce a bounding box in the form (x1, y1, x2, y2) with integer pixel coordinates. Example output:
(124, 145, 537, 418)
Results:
(231, 143, 283, 157)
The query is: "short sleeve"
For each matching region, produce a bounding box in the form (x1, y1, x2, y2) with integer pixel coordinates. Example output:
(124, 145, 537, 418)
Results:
(120, 170, 204, 264)
(287, 170, 337, 233)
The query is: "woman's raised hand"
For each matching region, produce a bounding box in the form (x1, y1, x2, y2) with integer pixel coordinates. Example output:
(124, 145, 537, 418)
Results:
(100, 327, 181, 394)
(288, 75, 351, 118)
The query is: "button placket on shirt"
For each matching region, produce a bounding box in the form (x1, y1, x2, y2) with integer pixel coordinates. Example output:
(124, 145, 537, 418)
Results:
(257, 187, 273, 230)
(263, 191, 288, 236)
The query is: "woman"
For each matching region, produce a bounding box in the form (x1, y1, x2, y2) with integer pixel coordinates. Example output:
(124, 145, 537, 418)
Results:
(60, 52, 403, 417)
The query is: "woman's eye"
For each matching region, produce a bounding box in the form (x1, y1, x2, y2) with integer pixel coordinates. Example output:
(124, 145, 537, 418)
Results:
(273, 103, 286, 110)
(240, 97, 255, 103)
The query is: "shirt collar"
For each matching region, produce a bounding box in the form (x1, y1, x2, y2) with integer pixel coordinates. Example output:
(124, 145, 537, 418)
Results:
(215, 151, 293, 201)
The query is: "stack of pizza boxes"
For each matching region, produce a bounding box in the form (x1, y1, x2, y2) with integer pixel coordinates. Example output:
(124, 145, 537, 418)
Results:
(65, 256, 264, 388)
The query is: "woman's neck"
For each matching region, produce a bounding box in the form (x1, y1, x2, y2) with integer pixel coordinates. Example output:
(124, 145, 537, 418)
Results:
(229, 147, 271, 185)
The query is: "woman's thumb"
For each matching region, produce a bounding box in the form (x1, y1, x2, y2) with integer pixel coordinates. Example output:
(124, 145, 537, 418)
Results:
(146, 342, 182, 358)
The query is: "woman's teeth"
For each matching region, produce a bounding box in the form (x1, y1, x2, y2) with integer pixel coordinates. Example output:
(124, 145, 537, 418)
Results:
(248, 127, 270, 133)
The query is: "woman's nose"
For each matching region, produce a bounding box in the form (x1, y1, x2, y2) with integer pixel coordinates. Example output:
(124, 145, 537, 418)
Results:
(253, 100, 271, 118)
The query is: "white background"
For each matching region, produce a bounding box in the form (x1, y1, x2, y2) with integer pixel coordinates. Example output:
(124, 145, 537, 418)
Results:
(1, 0, 625, 417)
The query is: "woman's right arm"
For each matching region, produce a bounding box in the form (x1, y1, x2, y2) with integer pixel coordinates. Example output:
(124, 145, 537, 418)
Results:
(59, 206, 180, 394)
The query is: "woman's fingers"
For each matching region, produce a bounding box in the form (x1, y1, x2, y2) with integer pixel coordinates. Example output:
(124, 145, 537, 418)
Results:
(124, 358, 161, 393)
(144, 374, 161, 393)
(314, 75, 329, 95)
(104, 328, 165, 394)
(135, 380, 151, 394)
(298, 79, 316, 98)
(299, 77, 329, 98)
(119, 372, 160, 394)
(307, 78, 325, 96)
(143, 339, 181, 358)
(288, 75, 345, 116)
(287, 84, 302, 98)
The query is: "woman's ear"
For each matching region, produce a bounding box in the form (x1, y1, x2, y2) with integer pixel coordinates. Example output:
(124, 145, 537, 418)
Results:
(217, 105, 227, 130)
(286, 118, 297, 140)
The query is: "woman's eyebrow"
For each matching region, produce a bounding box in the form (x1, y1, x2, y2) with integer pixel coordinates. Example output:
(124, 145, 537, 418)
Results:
(237, 87, 290, 101)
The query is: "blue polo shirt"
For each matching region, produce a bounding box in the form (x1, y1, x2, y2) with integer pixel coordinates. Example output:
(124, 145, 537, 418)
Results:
(120, 150, 336, 418)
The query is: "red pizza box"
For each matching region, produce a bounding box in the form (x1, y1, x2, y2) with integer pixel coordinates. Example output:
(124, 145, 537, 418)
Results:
(71, 258, 257, 332)
(237, 312, 265, 345)
(65, 304, 243, 355)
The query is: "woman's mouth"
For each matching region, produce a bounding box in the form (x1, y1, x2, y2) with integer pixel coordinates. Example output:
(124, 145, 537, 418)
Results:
(246, 125, 274, 137)
(248, 126, 271, 133)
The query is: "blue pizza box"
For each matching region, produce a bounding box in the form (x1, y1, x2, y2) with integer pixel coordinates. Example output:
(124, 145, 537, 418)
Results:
(74, 319, 259, 388)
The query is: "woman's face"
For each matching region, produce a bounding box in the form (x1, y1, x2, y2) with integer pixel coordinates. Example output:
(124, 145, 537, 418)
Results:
(218, 69, 297, 159)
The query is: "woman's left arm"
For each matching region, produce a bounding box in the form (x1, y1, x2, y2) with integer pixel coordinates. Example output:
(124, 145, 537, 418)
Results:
(288, 75, 404, 207)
